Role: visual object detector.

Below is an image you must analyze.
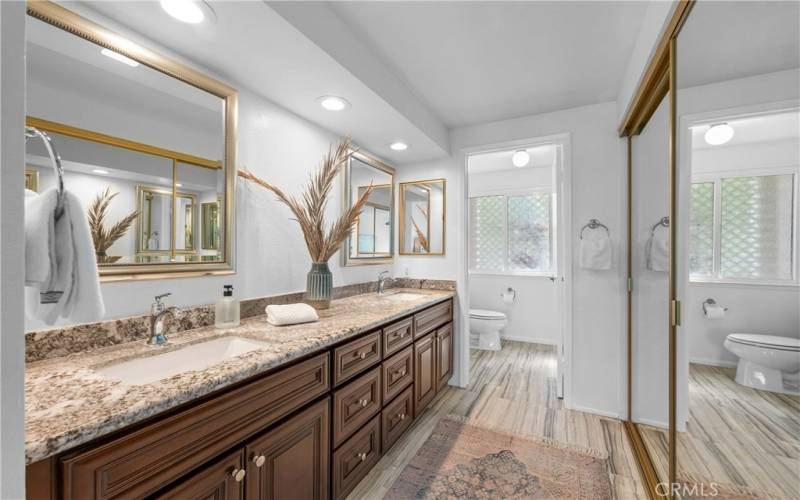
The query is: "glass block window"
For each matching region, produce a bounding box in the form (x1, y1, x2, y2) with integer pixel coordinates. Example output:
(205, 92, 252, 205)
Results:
(689, 182, 714, 276)
(469, 192, 553, 274)
(689, 173, 796, 282)
(720, 175, 794, 280)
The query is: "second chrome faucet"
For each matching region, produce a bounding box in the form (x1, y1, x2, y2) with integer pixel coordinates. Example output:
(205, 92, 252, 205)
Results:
(148, 293, 180, 346)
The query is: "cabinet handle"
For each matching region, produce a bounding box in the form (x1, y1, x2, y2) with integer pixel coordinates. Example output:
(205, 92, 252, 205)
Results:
(232, 468, 246, 482)
(397, 412, 406, 421)
(394, 368, 406, 378)
(360, 351, 367, 360)
(253, 455, 266, 467)
(358, 452, 367, 461)
(359, 398, 369, 407)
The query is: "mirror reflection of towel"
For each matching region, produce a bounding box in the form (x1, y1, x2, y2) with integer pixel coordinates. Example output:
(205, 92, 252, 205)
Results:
(579, 235, 612, 270)
(646, 230, 669, 272)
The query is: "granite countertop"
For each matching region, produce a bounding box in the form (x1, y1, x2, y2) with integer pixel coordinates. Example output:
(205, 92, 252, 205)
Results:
(25, 289, 454, 464)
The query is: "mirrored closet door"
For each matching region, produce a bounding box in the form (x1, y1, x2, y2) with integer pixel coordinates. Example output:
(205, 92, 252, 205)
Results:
(675, 2, 800, 498)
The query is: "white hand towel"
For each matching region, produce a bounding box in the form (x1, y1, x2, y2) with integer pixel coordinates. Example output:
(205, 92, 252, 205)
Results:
(646, 230, 669, 272)
(266, 303, 319, 326)
(26, 191, 104, 324)
(579, 235, 613, 270)
(24, 188, 57, 286)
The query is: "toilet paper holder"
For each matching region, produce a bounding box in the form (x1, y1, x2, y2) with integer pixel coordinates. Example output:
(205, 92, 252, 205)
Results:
(702, 298, 728, 314)
(500, 287, 516, 300)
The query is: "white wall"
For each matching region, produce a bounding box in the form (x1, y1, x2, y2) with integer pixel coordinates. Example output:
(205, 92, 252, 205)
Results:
(452, 102, 627, 418)
(0, 2, 27, 497)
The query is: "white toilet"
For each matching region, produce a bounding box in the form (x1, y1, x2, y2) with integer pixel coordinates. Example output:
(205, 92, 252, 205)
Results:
(723, 333, 800, 395)
(469, 309, 507, 351)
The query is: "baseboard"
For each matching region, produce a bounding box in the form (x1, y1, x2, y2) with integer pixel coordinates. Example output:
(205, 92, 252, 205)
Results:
(632, 416, 669, 430)
(500, 334, 558, 346)
(570, 404, 623, 420)
(690, 356, 738, 368)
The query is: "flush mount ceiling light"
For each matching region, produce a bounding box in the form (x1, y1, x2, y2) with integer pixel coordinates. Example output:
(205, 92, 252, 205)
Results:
(704, 123, 734, 146)
(317, 96, 350, 112)
(390, 141, 409, 151)
(92, 168, 110, 175)
(511, 149, 530, 167)
(159, 0, 215, 24)
(175, 183, 183, 187)
(100, 48, 139, 67)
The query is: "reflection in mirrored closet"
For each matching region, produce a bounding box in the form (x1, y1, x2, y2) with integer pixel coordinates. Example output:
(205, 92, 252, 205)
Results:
(674, 1, 800, 497)
(400, 179, 445, 255)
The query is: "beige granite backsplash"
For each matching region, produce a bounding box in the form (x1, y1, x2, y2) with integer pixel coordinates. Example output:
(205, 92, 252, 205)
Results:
(25, 278, 455, 362)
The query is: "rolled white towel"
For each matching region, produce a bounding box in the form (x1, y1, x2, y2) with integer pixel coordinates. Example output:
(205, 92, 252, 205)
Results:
(266, 303, 319, 326)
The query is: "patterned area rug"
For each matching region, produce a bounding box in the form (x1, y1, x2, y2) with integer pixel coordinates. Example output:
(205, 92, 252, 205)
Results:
(386, 416, 612, 499)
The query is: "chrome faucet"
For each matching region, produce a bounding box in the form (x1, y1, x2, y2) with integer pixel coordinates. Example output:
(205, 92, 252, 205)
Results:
(148, 293, 180, 346)
(377, 271, 391, 295)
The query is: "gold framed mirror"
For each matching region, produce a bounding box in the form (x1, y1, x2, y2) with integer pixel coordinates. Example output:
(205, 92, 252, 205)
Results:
(343, 151, 395, 266)
(25, 1, 237, 281)
(399, 179, 446, 255)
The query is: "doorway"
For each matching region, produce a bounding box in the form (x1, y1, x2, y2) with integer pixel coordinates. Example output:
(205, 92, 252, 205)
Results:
(462, 134, 572, 406)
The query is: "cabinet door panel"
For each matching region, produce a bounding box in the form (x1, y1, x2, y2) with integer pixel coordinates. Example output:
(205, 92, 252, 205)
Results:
(382, 317, 413, 358)
(245, 398, 329, 500)
(381, 346, 413, 403)
(153, 449, 244, 500)
(381, 386, 414, 452)
(414, 333, 436, 417)
(413, 299, 452, 339)
(332, 415, 381, 500)
(333, 331, 381, 386)
(333, 367, 382, 448)
(435, 322, 454, 391)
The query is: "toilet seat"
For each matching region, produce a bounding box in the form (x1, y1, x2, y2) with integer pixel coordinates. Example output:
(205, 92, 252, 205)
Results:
(469, 309, 506, 320)
(727, 333, 800, 352)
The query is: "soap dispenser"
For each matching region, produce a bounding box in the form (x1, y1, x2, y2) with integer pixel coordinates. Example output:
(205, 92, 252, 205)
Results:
(215, 285, 240, 328)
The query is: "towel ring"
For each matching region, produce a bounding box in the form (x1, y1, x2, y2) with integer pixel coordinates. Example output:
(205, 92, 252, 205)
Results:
(580, 219, 610, 239)
(25, 126, 65, 219)
(650, 216, 669, 236)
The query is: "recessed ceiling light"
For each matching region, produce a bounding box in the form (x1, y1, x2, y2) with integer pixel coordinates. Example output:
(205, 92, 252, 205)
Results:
(317, 96, 350, 112)
(390, 142, 409, 151)
(92, 168, 110, 175)
(159, 0, 214, 24)
(511, 150, 530, 167)
(704, 123, 734, 146)
(175, 183, 183, 187)
(100, 48, 139, 67)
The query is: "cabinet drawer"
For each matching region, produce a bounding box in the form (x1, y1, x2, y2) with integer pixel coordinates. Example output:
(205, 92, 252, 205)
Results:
(245, 398, 329, 500)
(381, 386, 414, 452)
(382, 317, 413, 357)
(333, 367, 382, 448)
(153, 448, 244, 500)
(333, 331, 382, 386)
(414, 299, 452, 339)
(414, 332, 436, 418)
(381, 346, 413, 403)
(59, 353, 329, 500)
(332, 415, 381, 500)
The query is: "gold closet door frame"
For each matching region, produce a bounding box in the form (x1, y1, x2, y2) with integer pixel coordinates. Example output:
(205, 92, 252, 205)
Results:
(26, 1, 237, 282)
(619, 1, 695, 498)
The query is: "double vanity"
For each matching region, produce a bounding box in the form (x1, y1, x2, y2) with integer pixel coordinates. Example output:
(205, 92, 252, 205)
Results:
(25, 290, 454, 499)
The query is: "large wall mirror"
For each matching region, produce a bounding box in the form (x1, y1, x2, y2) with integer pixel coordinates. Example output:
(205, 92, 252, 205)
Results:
(399, 179, 446, 255)
(343, 151, 395, 266)
(24, 2, 236, 280)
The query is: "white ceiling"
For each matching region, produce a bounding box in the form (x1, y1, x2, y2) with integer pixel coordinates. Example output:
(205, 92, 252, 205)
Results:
(468, 144, 557, 174)
(677, 1, 800, 89)
(692, 110, 800, 150)
(327, 1, 649, 128)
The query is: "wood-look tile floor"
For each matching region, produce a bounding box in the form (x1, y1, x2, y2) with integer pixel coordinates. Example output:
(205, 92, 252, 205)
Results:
(348, 341, 648, 499)
(640, 363, 800, 499)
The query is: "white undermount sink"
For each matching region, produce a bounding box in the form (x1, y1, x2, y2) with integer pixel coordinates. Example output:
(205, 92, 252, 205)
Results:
(380, 291, 425, 302)
(96, 337, 268, 386)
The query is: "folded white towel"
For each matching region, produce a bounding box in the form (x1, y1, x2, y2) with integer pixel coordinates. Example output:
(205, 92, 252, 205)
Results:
(579, 235, 613, 270)
(646, 230, 669, 272)
(26, 190, 105, 324)
(24, 188, 58, 286)
(266, 303, 319, 326)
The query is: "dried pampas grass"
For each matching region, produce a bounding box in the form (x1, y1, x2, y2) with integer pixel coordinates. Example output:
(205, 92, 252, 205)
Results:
(87, 187, 139, 255)
(238, 137, 373, 263)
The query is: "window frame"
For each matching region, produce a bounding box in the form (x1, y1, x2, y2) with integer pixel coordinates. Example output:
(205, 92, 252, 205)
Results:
(468, 187, 556, 278)
(690, 165, 799, 286)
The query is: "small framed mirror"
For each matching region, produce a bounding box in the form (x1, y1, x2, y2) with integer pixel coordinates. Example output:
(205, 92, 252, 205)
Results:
(343, 151, 395, 266)
(201, 201, 221, 250)
(399, 179, 446, 255)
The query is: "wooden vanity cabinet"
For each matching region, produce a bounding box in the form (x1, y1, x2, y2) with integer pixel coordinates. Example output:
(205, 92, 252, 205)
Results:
(27, 298, 454, 500)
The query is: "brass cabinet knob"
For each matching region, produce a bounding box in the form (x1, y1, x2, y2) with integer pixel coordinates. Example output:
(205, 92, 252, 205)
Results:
(253, 455, 266, 467)
(232, 468, 246, 482)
